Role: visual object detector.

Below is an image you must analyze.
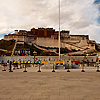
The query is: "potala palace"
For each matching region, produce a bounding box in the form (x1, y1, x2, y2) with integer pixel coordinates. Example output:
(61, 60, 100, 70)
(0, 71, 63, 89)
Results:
(3, 27, 96, 56)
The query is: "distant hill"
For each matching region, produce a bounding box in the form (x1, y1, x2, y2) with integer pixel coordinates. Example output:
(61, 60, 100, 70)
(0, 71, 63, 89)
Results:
(0, 39, 15, 56)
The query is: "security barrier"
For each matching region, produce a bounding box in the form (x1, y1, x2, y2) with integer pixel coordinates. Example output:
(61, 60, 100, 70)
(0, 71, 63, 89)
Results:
(0, 60, 100, 72)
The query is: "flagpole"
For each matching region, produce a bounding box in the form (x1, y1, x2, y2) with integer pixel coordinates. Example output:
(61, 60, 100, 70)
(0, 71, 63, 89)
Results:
(59, 0, 60, 61)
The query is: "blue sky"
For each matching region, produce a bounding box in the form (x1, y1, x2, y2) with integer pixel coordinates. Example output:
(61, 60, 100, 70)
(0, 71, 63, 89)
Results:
(94, 0, 100, 4)
(0, 0, 100, 43)
(94, 0, 100, 24)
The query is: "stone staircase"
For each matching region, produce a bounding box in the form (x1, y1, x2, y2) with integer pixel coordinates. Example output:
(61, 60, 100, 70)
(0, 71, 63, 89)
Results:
(65, 42, 88, 50)
(11, 41, 17, 56)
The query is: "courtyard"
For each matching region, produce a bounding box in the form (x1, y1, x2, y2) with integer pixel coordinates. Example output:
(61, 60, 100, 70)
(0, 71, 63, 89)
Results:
(0, 66, 100, 100)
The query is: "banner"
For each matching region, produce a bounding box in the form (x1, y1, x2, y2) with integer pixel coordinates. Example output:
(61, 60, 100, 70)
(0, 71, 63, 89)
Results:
(13, 61, 41, 64)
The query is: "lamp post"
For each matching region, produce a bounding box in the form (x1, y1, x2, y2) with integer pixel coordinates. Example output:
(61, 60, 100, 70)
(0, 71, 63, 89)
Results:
(86, 54, 89, 66)
(67, 63, 70, 72)
(38, 64, 41, 72)
(67, 56, 71, 72)
(23, 64, 27, 72)
(67, 59, 70, 72)
(96, 62, 100, 72)
(52, 63, 55, 72)
(9, 61, 13, 72)
(81, 59, 85, 72)
(96, 54, 100, 72)
(33, 51, 37, 67)
(59, 0, 61, 63)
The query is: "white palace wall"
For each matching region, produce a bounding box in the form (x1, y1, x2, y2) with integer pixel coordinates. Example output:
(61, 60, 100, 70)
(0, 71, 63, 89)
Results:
(4, 34, 95, 51)
(32, 37, 95, 51)
(34, 37, 59, 47)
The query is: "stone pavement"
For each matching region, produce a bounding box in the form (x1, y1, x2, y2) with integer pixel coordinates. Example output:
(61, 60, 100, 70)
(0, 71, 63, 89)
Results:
(0, 66, 100, 100)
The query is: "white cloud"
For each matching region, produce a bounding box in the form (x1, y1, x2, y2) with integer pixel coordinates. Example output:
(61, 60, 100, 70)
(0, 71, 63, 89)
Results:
(0, 0, 100, 42)
(0, 37, 3, 40)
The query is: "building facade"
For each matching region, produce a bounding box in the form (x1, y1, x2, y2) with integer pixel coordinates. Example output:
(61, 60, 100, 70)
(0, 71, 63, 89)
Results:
(4, 28, 96, 52)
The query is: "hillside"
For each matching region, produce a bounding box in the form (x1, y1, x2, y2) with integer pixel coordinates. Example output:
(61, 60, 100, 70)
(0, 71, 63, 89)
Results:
(0, 39, 15, 56)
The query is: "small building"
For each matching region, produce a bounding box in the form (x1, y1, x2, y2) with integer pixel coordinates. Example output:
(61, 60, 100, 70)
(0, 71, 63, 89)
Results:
(14, 48, 30, 56)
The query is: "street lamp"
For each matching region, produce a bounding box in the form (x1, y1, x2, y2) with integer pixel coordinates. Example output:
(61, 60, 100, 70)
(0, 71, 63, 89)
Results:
(67, 58, 70, 72)
(33, 51, 37, 67)
(81, 58, 85, 72)
(52, 63, 55, 72)
(59, 0, 61, 61)
(96, 54, 100, 72)
(23, 64, 27, 72)
(38, 64, 41, 72)
(9, 61, 13, 72)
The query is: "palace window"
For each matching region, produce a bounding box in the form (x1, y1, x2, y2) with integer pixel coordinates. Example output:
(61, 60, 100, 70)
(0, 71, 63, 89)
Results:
(91, 44, 94, 47)
(82, 37, 84, 40)
(5, 36, 8, 38)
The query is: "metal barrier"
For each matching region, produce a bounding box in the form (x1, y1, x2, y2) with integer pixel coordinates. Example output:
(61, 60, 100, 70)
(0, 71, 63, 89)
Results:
(0, 60, 100, 72)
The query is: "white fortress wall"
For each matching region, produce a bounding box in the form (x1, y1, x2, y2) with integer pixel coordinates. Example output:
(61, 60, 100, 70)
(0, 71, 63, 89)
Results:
(61, 42, 66, 48)
(3, 33, 95, 51)
(32, 36, 91, 50)
(61, 36, 88, 50)
(35, 37, 59, 47)
(88, 44, 95, 50)
(17, 36, 24, 41)
(4, 35, 25, 42)
(26, 37, 34, 43)
(4, 36, 17, 41)
(79, 39, 88, 47)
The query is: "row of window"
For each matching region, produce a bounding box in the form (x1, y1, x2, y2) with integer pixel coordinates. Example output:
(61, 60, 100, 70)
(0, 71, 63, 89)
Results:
(5, 36, 24, 38)
(14, 50, 30, 54)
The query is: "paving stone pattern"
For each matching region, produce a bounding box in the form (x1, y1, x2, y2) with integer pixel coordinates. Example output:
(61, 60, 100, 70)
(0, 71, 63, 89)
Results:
(0, 66, 100, 100)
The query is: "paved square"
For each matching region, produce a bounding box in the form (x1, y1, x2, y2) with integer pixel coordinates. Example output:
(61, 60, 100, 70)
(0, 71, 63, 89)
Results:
(0, 66, 100, 100)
